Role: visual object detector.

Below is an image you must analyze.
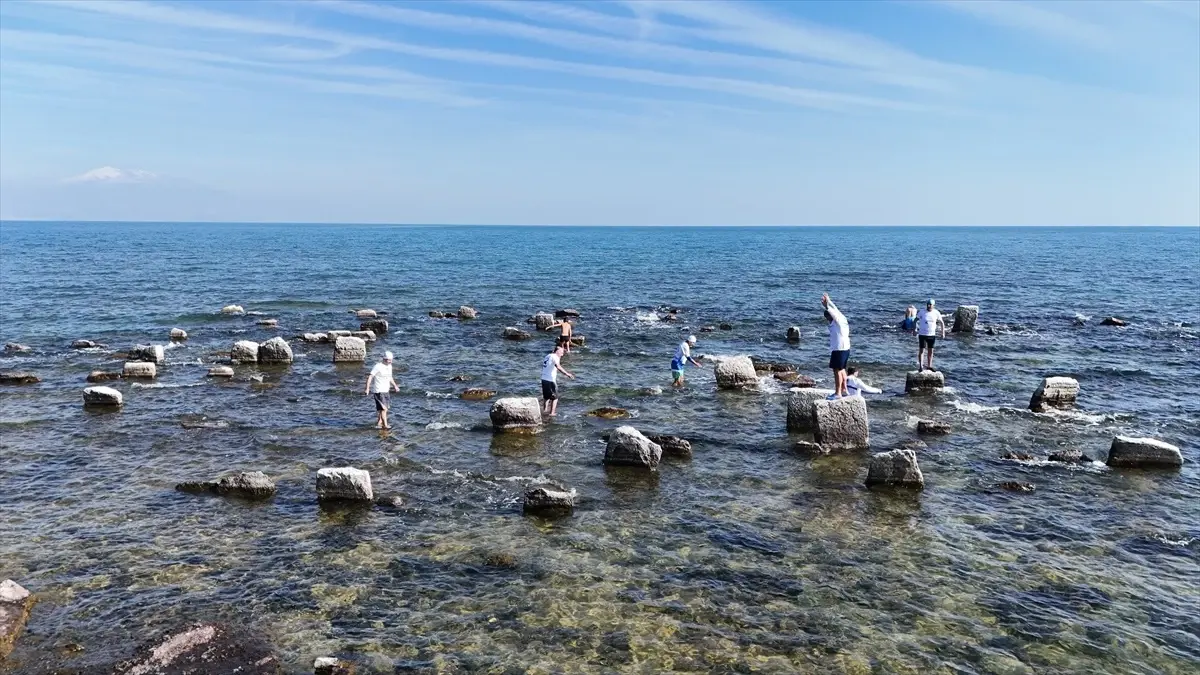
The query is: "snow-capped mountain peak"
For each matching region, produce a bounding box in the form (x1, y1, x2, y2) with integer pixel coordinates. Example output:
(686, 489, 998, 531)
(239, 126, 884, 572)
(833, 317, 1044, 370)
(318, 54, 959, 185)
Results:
(65, 166, 159, 184)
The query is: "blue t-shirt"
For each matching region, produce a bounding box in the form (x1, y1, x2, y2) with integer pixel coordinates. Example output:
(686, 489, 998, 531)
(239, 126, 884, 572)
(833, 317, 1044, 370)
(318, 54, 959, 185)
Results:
(900, 316, 918, 331)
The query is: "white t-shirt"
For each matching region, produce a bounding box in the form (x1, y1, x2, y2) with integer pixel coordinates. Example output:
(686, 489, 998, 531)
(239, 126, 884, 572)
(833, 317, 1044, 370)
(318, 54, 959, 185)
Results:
(369, 362, 393, 393)
(541, 352, 560, 383)
(917, 308, 942, 336)
(674, 341, 691, 364)
(827, 302, 850, 352)
(846, 375, 881, 397)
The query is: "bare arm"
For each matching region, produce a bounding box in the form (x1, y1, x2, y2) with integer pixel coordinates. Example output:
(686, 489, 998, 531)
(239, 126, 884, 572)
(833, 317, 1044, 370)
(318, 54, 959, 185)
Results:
(556, 362, 575, 379)
(364, 373, 374, 394)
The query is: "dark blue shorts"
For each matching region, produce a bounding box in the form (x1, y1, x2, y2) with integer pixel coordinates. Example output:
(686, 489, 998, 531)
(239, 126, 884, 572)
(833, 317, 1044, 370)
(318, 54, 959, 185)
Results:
(919, 335, 937, 349)
(829, 350, 850, 371)
(541, 380, 558, 401)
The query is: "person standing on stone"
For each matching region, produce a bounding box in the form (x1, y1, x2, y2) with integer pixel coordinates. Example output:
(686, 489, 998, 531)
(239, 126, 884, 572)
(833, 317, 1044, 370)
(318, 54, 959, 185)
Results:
(821, 294, 850, 398)
(671, 335, 703, 388)
(541, 344, 575, 417)
(916, 299, 947, 371)
(900, 306, 918, 334)
(365, 351, 399, 430)
(845, 367, 882, 398)
(547, 318, 574, 353)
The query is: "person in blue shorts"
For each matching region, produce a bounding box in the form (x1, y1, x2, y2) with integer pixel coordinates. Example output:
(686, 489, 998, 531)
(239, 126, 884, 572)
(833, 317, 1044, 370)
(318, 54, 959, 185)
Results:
(671, 335, 702, 387)
(900, 306, 918, 334)
(822, 294, 851, 399)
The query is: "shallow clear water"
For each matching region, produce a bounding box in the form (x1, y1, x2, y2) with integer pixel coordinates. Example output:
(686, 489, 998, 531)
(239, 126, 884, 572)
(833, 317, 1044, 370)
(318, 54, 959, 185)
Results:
(1, 223, 1197, 674)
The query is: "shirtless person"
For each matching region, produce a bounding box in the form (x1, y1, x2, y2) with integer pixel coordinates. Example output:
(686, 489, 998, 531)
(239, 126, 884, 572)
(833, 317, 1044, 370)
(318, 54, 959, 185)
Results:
(547, 318, 574, 353)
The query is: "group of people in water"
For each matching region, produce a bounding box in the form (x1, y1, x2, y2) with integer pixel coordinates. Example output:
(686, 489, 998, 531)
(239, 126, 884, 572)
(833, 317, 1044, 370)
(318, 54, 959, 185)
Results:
(363, 296, 953, 426)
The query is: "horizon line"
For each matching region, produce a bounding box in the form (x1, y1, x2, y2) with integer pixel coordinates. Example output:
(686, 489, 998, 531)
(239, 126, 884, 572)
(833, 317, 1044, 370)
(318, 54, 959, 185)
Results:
(2, 220, 1197, 228)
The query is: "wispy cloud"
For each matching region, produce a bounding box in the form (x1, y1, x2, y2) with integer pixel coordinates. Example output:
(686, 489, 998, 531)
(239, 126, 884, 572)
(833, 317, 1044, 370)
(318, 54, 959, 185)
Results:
(930, 0, 1112, 49)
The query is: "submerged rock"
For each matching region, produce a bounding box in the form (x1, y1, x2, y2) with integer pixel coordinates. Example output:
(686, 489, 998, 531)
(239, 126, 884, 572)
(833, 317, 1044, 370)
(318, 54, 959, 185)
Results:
(428, 311, 447, 318)
(256, 318, 279, 328)
(314, 656, 355, 675)
(230, 340, 260, 364)
(865, 449, 924, 489)
(4, 343, 31, 354)
(316, 467, 374, 502)
(128, 344, 165, 363)
(112, 623, 280, 675)
(786, 326, 801, 342)
(458, 305, 478, 319)
(952, 305, 979, 333)
(176, 471, 276, 500)
(774, 372, 815, 386)
(1107, 436, 1183, 469)
(448, 374, 471, 382)
(333, 336, 367, 363)
(257, 336, 293, 364)
(699, 326, 716, 333)
(122, 361, 157, 379)
(87, 370, 121, 383)
(750, 357, 797, 373)
(207, 366, 235, 378)
(489, 397, 542, 432)
(1001, 450, 1036, 461)
(718, 323, 733, 330)
(0, 372, 39, 385)
(555, 309, 580, 318)
(83, 386, 123, 408)
(72, 339, 101, 349)
(220, 304, 245, 314)
(360, 318, 388, 334)
(604, 426, 662, 469)
(568, 335, 586, 346)
(917, 419, 951, 435)
(502, 327, 532, 341)
(1048, 448, 1095, 464)
(1029, 376, 1079, 412)
(714, 356, 758, 389)
(588, 406, 631, 419)
(533, 312, 556, 331)
(645, 434, 692, 458)
(0, 579, 36, 660)
(997, 481, 1036, 493)
(811, 396, 870, 451)
(523, 483, 575, 517)
(638, 386, 664, 396)
(905, 370, 945, 393)
(1100, 317, 1128, 327)
(355, 308, 377, 319)
(460, 388, 496, 401)
(786, 388, 835, 432)
(170, 328, 188, 340)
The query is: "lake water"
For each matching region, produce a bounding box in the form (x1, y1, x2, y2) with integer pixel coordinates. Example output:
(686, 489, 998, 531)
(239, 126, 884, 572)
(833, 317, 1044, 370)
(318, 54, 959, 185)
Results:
(1, 222, 1197, 674)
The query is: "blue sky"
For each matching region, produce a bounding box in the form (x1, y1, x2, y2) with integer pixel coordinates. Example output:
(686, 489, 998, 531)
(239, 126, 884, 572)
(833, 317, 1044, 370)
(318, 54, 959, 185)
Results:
(0, 0, 1197, 225)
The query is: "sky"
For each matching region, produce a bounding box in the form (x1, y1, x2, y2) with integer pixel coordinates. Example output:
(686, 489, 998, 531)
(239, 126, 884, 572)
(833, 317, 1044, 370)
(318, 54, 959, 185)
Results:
(0, 0, 1198, 225)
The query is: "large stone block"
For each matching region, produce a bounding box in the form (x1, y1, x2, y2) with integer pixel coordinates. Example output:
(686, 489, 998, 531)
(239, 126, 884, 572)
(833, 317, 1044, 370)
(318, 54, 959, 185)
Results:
(333, 336, 367, 362)
(230, 340, 260, 364)
(360, 318, 388, 334)
(1029, 376, 1079, 412)
(1107, 436, 1183, 469)
(714, 356, 758, 389)
(603, 426, 662, 468)
(83, 386, 123, 407)
(0, 579, 35, 659)
(316, 467, 374, 502)
(905, 370, 945, 393)
(811, 396, 870, 450)
(645, 434, 692, 458)
(458, 305, 477, 319)
(952, 305, 979, 333)
(865, 449, 925, 489)
(489, 397, 542, 432)
(523, 484, 575, 517)
(787, 388, 835, 431)
(258, 336, 293, 364)
(533, 312, 556, 331)
(128, 344, 165, 363)
(122, 361, 156, 379)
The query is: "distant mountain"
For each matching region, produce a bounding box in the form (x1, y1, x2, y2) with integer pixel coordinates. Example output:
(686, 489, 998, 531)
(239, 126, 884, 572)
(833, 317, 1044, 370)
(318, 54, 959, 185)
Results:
(64, 166, 160, 184)
(0, 167, 238, 221)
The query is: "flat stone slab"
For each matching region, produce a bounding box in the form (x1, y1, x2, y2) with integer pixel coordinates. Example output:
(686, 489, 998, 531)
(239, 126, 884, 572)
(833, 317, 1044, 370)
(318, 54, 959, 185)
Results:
(0, 372, 40, 385)
(0, 579, 35, 659)
(123, 361, 157, 379)
(866, 449, 925, 489)
(113, 623, 280, 675)
(905, 370, 945, 393)
(1107, 436, 1183, 469)
(1029, 376, 1079, 411)
(811, 396, 870, 450)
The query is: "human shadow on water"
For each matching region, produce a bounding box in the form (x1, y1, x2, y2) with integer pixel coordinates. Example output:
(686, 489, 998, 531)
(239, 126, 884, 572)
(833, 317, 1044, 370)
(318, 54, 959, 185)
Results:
(489, 430, 543, 457)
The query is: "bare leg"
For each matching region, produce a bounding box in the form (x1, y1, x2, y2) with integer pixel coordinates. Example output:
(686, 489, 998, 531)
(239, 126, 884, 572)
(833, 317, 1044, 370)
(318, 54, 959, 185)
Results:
(382, 407, 390, 430)
(917, 345, 925, 371)
(926, 347, 935, 372)
(838, 370, 848, 397)
(549, 399, 559, 416)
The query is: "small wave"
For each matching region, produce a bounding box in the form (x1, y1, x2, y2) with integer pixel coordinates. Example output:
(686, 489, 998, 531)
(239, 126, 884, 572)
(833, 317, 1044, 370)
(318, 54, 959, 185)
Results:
(1035, 408, 1113, 425)
(607, 306, 632, 312)
(1002, 456, 1109, 472)
(425, 421, 465, 430)
(425, 391, 454, 399)
(635, 311, 660, 322)
(951, 400, 1001, 414)
(131, 382, 204, 389)
(1153, 534, 1196, 547)
(164, 342, 185, 350)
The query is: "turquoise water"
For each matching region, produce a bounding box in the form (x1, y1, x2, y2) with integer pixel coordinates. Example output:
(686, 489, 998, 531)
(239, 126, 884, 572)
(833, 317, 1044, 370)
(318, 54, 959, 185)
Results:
(1, 223, 1197, 673)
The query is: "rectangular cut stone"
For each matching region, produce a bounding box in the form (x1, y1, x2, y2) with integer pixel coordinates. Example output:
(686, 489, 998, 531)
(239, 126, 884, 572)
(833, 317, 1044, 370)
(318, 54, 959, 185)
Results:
(1029, 376, 1079, 411)
(122, 361, 156, 378)
(316, 467, 374, 501)
(0, 579, 35, 659)
(1107, 436, 1183, 469)
(866, 449, 925, 489)
(333, 336, 367, 362)
(787, 389, 835, 431)
(905, 370, 944, 393)
(811, 396, 870, 450)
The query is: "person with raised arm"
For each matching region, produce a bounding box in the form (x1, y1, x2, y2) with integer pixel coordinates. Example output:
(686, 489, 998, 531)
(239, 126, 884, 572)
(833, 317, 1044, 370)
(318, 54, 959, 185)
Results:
(821, 294, 851, 399)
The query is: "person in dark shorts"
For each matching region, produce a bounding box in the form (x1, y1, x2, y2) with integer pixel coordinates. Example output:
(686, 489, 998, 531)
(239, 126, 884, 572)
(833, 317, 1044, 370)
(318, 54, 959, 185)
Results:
(365, 351, 399, 429)
(821, 293, 851, 399)
(916, 299, 946, 371)
(540, 344, 575, 417)
(547, 318, 575, 353)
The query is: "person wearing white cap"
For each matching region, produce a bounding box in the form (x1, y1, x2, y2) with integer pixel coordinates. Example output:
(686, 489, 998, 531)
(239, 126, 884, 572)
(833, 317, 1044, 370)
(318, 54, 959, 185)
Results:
(671, 335, 703, 388)
(365, 350, 399, 429)
(916, 299, 947, 371)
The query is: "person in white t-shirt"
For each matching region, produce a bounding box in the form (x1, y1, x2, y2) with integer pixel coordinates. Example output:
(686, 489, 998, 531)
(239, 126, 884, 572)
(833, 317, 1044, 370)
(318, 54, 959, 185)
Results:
(364, 351, 399, 430)
(845, 367, 882, 398)
(916, 299, 947, 371)
(821, 293, 851, 398)
(671, 335, 702, 388)
(540, 344, 575, 417)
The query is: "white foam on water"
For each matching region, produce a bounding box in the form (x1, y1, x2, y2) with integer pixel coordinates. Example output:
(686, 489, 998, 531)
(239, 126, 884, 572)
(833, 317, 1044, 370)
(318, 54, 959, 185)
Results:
(164, 342, 184, 350)
(607, 306, 631, 312)
(1153, 533, 1196, 547)
(756, 376, 791, 395)
(635, 311, 660, 322)
(425, 391, 454, 399)
(951, 400, 1001, 414)
(1036, 408, 1111, 425)
(425, 421, 465, 430)
(131, 382, 204, 389)
(903, 414, 923, 429)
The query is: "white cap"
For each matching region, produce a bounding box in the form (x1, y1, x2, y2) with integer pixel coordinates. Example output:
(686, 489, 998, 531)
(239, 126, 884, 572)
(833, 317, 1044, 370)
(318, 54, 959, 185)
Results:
(383, 351, 394, 360)
(687, 335, 697, 344)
